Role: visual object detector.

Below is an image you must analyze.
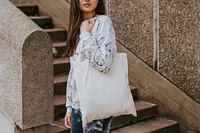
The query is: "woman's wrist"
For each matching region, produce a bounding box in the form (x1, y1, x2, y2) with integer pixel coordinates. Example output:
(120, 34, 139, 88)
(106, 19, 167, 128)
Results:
(66, 106, 72, 113)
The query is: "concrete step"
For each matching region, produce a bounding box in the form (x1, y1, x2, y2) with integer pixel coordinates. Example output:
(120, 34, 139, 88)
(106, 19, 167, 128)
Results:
(111, 118, 178, 133)
(130, 86, 138, 100)
(111, 101, 157, 129)
(44, 28, 67, 42)
(29, 16, 54, 29)
(53, 94, 157, 127)
(54, 95, 66, 120)
(48, 99, 159, 133)
(53, 42, 66, 57)
(15, 3, 38, 16)
(46, 118, 70, 133)
(54, 74, 68, 96)
(132, 101, 157, 122)
(47, 118, 178, 133)
(54, 57, 70, 76)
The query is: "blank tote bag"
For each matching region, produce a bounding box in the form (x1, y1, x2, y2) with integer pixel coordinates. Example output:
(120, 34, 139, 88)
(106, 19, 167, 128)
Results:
(74, 53, 137, 126)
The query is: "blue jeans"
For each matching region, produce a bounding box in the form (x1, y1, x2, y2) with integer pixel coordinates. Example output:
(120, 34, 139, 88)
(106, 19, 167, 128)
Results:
(71, 108, 112, 133)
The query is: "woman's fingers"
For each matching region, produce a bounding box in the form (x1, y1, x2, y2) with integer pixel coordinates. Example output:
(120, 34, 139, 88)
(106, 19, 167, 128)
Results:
(80, 19, 96, 33)
(89, 20, 96, 26)
(65, 113, 71, 128)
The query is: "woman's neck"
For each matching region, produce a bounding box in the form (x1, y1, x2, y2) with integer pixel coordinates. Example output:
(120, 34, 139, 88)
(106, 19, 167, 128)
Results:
(83, 12, 96, 20)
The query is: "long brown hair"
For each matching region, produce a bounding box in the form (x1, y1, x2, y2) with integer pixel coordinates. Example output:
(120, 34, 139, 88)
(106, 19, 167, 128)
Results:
(63, 0, 106, 57)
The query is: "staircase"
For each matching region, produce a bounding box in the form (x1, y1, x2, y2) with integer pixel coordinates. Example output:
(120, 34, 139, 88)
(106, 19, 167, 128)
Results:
(14, 3, 179, 133)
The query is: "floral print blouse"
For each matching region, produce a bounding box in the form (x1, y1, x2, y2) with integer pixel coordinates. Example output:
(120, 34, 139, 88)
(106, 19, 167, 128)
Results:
(66, 15, 117, 113)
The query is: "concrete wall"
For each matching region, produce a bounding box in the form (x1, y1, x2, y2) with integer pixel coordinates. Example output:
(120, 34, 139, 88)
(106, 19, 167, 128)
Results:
(159, 0, 200, 103)
(110, 0, 154, 66)
(110, 0, 200, 131)
(0, 0, 53, 129)
(117, 42, 200, 132)
(109, 0, 200, 103)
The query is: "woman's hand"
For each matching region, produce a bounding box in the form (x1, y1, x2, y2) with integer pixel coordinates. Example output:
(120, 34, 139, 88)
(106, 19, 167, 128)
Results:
(65, 112, 72, 128)
(80, 19, 96, 33)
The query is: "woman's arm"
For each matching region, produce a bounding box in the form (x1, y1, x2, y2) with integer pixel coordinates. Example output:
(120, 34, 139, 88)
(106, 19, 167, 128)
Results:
(79, 17, 117, 73)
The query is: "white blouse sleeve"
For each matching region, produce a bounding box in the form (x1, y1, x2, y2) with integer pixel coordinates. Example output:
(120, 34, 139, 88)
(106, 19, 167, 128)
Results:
(78, 17, 117, 73)
(65, 64, 73, 113)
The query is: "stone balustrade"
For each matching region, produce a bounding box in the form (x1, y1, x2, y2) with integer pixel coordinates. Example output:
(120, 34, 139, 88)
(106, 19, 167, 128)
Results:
(0, 0, 53, 130)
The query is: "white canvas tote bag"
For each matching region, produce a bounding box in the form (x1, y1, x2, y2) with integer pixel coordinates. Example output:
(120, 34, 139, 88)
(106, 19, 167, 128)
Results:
(74, 53, 137, 126)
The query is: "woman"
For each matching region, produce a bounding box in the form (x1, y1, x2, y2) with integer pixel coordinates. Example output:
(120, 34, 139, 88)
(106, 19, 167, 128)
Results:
(63, 0, 117, 132)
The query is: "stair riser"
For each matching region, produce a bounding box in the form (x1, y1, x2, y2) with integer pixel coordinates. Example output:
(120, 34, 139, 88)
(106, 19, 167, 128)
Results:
(31, 18, 54, 29)
(111, 105, 157, 130)
(47, 31, 67, 42)
(131, 88, 138, 100)
(54, 82, 67, 95)
(131, 89, 137, 100)
(53, 107, 157, 131)
(17, 6, 38, 16)
(54, 63, 70, 75)
(54, 105, 66, 117)
(56, 131, 70, 133)
(111, 115, 131, 130)
(131, 105, 158, 123)
(151, 124, 179, 133)
(54, 46, 65, 57)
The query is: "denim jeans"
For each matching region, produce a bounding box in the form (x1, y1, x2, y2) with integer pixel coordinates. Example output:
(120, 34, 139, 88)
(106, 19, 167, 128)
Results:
(71, 108, 112, 133)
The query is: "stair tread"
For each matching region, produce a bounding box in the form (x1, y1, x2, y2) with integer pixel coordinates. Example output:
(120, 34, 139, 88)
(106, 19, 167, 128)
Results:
(112, 118, 178, 133)
(130, 85, 137, 90)
(53, 42, 66, 47)
(134, 101, 156, 111)
(54, 74, 68, 84)
(29, 16, 51, 19)
(53, 96, 159, 132)
(54, 57, 70, 65)
(44, 28, 66, 32)
(47, 118, 177, 133)
(46, 118, 69, 132)
(54, 95, 66, 106)
(15, 3, 37, 7)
